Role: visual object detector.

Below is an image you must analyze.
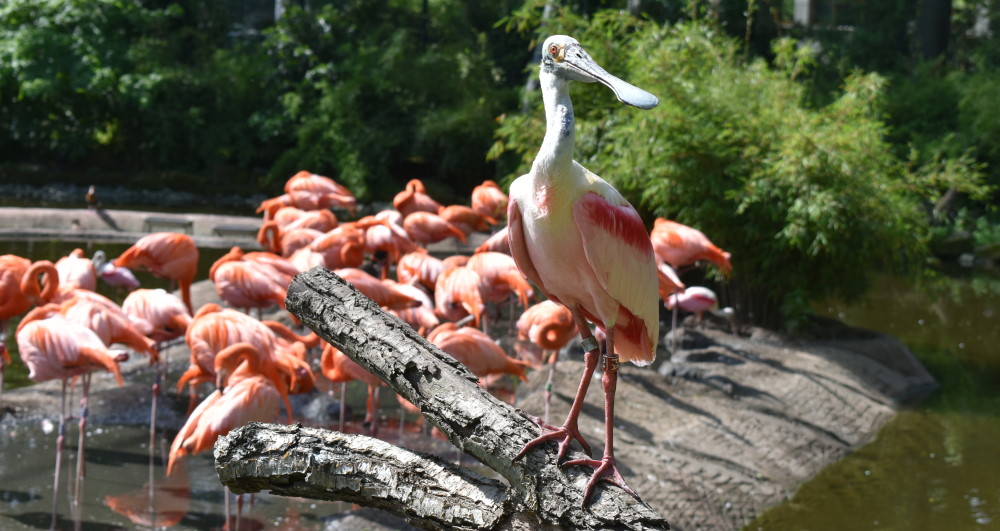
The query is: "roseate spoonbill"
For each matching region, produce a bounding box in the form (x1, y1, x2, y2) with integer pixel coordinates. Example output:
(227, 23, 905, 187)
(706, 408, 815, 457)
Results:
(474, 226, 512, 256)
(17, 316, 128, 527)
(403, 211, 466, 246)
(321, 343, 382, 434)
(434, 266, 485, 326)
(91, 250, 140, 291)
(506, 35, 658, 503)
(515, 300, 577, 421)
(665, 286, 719, 323)
(650, 218, 732, 275)
(115, 233, 199, 314)
(393, 179, 442, 217)
(471, 180, 508, 221)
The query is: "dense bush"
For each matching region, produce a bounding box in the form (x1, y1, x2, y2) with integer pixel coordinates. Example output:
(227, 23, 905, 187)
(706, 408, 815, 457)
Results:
(490, 14, 988, 328)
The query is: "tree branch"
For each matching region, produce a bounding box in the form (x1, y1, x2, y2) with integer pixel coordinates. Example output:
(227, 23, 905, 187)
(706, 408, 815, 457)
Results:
(215, 423, 509, 530)
(215, 267, 670, 530)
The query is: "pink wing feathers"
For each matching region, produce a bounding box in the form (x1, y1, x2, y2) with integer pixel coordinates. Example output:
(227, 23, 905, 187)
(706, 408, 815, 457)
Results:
(572, 191, 658, 365)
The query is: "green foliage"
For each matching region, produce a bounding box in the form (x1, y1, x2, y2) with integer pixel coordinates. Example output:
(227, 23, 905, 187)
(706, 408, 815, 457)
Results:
(492, 16, 932, 328)
(255, 1, 524, 199)
(0, 0, 274, 190)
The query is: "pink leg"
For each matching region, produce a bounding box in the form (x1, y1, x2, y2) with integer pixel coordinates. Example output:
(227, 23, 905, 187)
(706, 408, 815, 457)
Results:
(74, 373, 91, 507)
(563, 326, 640, 505)
(515, 309, 596, 462)
(51, 379, 67, 530)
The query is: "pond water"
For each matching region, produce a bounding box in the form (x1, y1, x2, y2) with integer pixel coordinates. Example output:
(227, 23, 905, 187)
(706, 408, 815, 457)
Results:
(0, 237, 508, 530)
(747, 270, 1000, 530)
(4, 237, 999, 529)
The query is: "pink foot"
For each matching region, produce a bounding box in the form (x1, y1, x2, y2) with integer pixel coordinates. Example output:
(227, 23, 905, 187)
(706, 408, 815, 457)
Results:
(514, 410, 592, 462)
(563, 456, 640, 505)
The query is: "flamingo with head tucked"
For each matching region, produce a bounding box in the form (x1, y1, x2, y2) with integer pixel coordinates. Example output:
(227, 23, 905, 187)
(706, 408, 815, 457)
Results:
(393, 179, 442, 217)
(506, 35, 659, 503)
(115, 233, 199, 314)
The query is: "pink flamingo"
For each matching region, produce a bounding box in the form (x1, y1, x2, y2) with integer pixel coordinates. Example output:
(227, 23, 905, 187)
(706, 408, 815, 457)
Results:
(438, 205, 496, 237)
(471, 180, 508, 221)
(122, 288, 192, 345)
(466, 252, 533, 332)
(515, 300, 578, 422)
(0, 254, 32, 404)
(258, 171, 357, 218)
(321, 343, 383, 435)
(506, 35, 659, 502)
(396, 249, 446, 292)
(428, 322, 530, 383)
(55, 248, 97, 292)
(17, 315, 128, 527)
(115, 233, 199, 314)
(665, 286, 719, 323)
(403, 211, 467, 246)
(474, 226, 511, 256)
(384, 279, 440, 334)
(167, 342, 284, 526)
(271, 205, 338, 232)
(433, 266, 485, 326)
(393, 179, 442, 217)
(334, 268, 419, 310)
(650, 218, 732, 275)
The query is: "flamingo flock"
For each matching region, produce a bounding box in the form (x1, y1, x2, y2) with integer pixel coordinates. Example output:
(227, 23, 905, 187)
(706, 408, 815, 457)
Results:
(0, 163, 733, 524)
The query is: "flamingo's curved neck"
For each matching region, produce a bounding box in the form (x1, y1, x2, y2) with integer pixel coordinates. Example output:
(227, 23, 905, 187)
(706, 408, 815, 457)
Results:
(532, 70, 575, 181)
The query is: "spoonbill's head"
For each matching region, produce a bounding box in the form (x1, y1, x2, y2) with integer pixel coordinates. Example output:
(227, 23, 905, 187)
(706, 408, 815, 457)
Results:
(541, 35, 659, 110)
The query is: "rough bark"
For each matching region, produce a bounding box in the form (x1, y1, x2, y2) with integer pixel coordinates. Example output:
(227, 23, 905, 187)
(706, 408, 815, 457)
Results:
(216, 266, 670, 530)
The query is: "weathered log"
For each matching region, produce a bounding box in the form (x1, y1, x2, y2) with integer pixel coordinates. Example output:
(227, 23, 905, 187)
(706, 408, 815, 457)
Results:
(214, 266, 670, 530)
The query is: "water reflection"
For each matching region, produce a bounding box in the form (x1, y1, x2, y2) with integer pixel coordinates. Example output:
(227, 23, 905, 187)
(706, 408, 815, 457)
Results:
(748, 271, 1000, 530)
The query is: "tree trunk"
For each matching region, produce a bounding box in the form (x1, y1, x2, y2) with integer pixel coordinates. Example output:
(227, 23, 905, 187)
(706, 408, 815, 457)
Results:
(215, 267, 670, 530)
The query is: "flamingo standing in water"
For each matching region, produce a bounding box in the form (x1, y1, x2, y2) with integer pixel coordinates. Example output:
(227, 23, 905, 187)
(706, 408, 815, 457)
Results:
(115, 233, 199, 314)
(167, 342, 284, 527)
(506, 35, 659, 503)
(17, 316, 128, 528)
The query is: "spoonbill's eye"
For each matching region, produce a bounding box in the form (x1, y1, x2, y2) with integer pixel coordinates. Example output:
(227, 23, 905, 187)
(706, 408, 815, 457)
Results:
(549, 44, 559, 56)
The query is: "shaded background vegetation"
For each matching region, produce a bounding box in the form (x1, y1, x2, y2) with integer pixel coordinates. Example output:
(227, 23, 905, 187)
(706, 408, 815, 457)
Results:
(1, 0, 997, 327)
